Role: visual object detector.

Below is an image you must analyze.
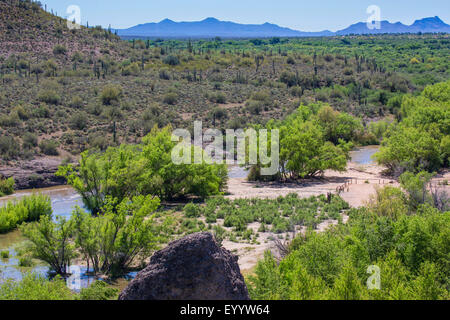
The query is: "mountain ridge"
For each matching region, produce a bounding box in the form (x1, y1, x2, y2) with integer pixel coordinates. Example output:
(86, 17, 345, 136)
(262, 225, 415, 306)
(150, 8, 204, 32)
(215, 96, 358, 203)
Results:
(116, 16, 450, 38)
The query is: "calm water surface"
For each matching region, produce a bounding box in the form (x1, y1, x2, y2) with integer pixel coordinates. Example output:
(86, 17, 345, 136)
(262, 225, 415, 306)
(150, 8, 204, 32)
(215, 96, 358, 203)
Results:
(350, 146, 380, 165)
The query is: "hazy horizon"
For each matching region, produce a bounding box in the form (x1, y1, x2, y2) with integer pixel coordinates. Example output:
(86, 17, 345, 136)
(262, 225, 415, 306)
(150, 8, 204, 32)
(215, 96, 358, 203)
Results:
(40, 0, 450, 32)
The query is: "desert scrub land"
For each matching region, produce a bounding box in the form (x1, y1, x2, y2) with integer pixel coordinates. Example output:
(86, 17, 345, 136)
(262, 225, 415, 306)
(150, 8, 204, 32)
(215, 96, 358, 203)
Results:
(1, 1, 449, 163)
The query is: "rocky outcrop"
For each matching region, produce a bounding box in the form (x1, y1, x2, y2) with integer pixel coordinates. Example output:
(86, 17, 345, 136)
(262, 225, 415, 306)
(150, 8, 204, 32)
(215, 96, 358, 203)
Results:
(0, 158, 66, 190)
(119, 232, 250, 300)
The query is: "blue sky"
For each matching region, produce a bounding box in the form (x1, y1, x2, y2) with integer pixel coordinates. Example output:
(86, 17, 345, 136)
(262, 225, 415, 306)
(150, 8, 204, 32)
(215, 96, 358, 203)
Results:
(40, 0, 450, 31)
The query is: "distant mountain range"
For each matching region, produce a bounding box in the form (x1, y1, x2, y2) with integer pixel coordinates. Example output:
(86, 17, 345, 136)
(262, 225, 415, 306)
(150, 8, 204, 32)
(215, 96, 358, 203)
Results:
(115, 16, 450, 39)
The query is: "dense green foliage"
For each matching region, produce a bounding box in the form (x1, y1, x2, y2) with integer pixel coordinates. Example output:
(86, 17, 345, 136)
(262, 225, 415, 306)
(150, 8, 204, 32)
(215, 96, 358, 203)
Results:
(0, 194, 52, 233)
(21, 195, 161, 276)
(0, 273, 75, 300)
(0, 176, 14, 196)
(247, 194, 450, 300)
(375, 81, 450, 175)
(249, 103, 357, 180)
(57, 125, 227, 214)
(71, 195, 160, 276)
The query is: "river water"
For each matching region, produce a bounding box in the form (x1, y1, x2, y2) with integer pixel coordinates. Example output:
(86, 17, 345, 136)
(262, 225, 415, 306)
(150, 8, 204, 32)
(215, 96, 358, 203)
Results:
(0, 146, 379, 289)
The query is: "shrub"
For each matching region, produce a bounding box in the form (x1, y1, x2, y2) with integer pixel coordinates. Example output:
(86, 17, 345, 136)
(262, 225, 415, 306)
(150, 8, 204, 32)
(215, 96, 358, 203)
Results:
(291, 86, 303, 97)
(79, 281, 118, 300)
(213, 225, 226, 246)
(19, 256, 34, 267)
(38, 90, 60, 105)
(69, 112, 88, 130)
(159, 68, 170, 80)
(69, 96, 84, 109)
(183, 203, 201, 218)
(209, 92, 227, 104)
(22, 132, 38, 150)
(286, 56, 295, 64)
(210, 107, 228, 121)
(39, 140, 59, 156)
(121, 62, 140, 76)
(0, 136, 20, 160)
(163, 55, 180, 66)
(20, 215, 76, 275)
(343, 68, 353, 76)
(71, 196, 160, 276)
(280, 71, 297, 87)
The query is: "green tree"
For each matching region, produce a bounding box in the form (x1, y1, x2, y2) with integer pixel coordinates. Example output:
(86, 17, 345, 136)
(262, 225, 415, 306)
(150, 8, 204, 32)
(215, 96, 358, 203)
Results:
(20, 215, 76, 275)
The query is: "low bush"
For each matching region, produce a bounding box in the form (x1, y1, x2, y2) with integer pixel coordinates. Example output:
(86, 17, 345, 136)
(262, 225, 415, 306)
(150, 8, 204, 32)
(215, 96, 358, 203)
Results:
(247, 202, 450, 300)
(100, 85, 122, 105)
(79, 281, 118, 300)
(39, 140, 59, 156)
(0, 135, 20, 160)
(163, 55, 180, 66)
(163, 92, 178, 105)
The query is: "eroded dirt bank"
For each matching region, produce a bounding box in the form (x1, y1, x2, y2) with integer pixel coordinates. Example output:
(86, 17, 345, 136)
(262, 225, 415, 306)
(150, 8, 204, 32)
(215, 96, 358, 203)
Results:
(0, 157, 66, 190)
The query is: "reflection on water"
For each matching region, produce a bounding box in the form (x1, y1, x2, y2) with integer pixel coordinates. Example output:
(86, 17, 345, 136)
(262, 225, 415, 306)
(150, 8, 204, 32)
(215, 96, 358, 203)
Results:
(350, 146, 380, 165)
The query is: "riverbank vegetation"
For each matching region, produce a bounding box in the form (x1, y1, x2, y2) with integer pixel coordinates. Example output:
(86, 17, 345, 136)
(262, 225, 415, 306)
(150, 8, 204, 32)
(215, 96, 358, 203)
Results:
(0, 274, 118, 300)
(248, 103, 360, 181)
(1, 2, 449, 163)
(20, 194, 163, 277)
(247, 186, 449, 300)
(0, 177, 14, 196)
(0, 194, 51, 233)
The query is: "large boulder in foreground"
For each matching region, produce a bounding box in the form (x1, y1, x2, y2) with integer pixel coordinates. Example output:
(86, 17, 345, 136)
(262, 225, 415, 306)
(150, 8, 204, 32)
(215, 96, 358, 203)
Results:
(119, 232, 250, 300)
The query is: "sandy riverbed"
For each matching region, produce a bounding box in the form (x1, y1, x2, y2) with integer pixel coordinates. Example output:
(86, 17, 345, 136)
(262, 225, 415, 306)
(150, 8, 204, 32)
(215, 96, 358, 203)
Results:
(223, 161, 449, 272)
